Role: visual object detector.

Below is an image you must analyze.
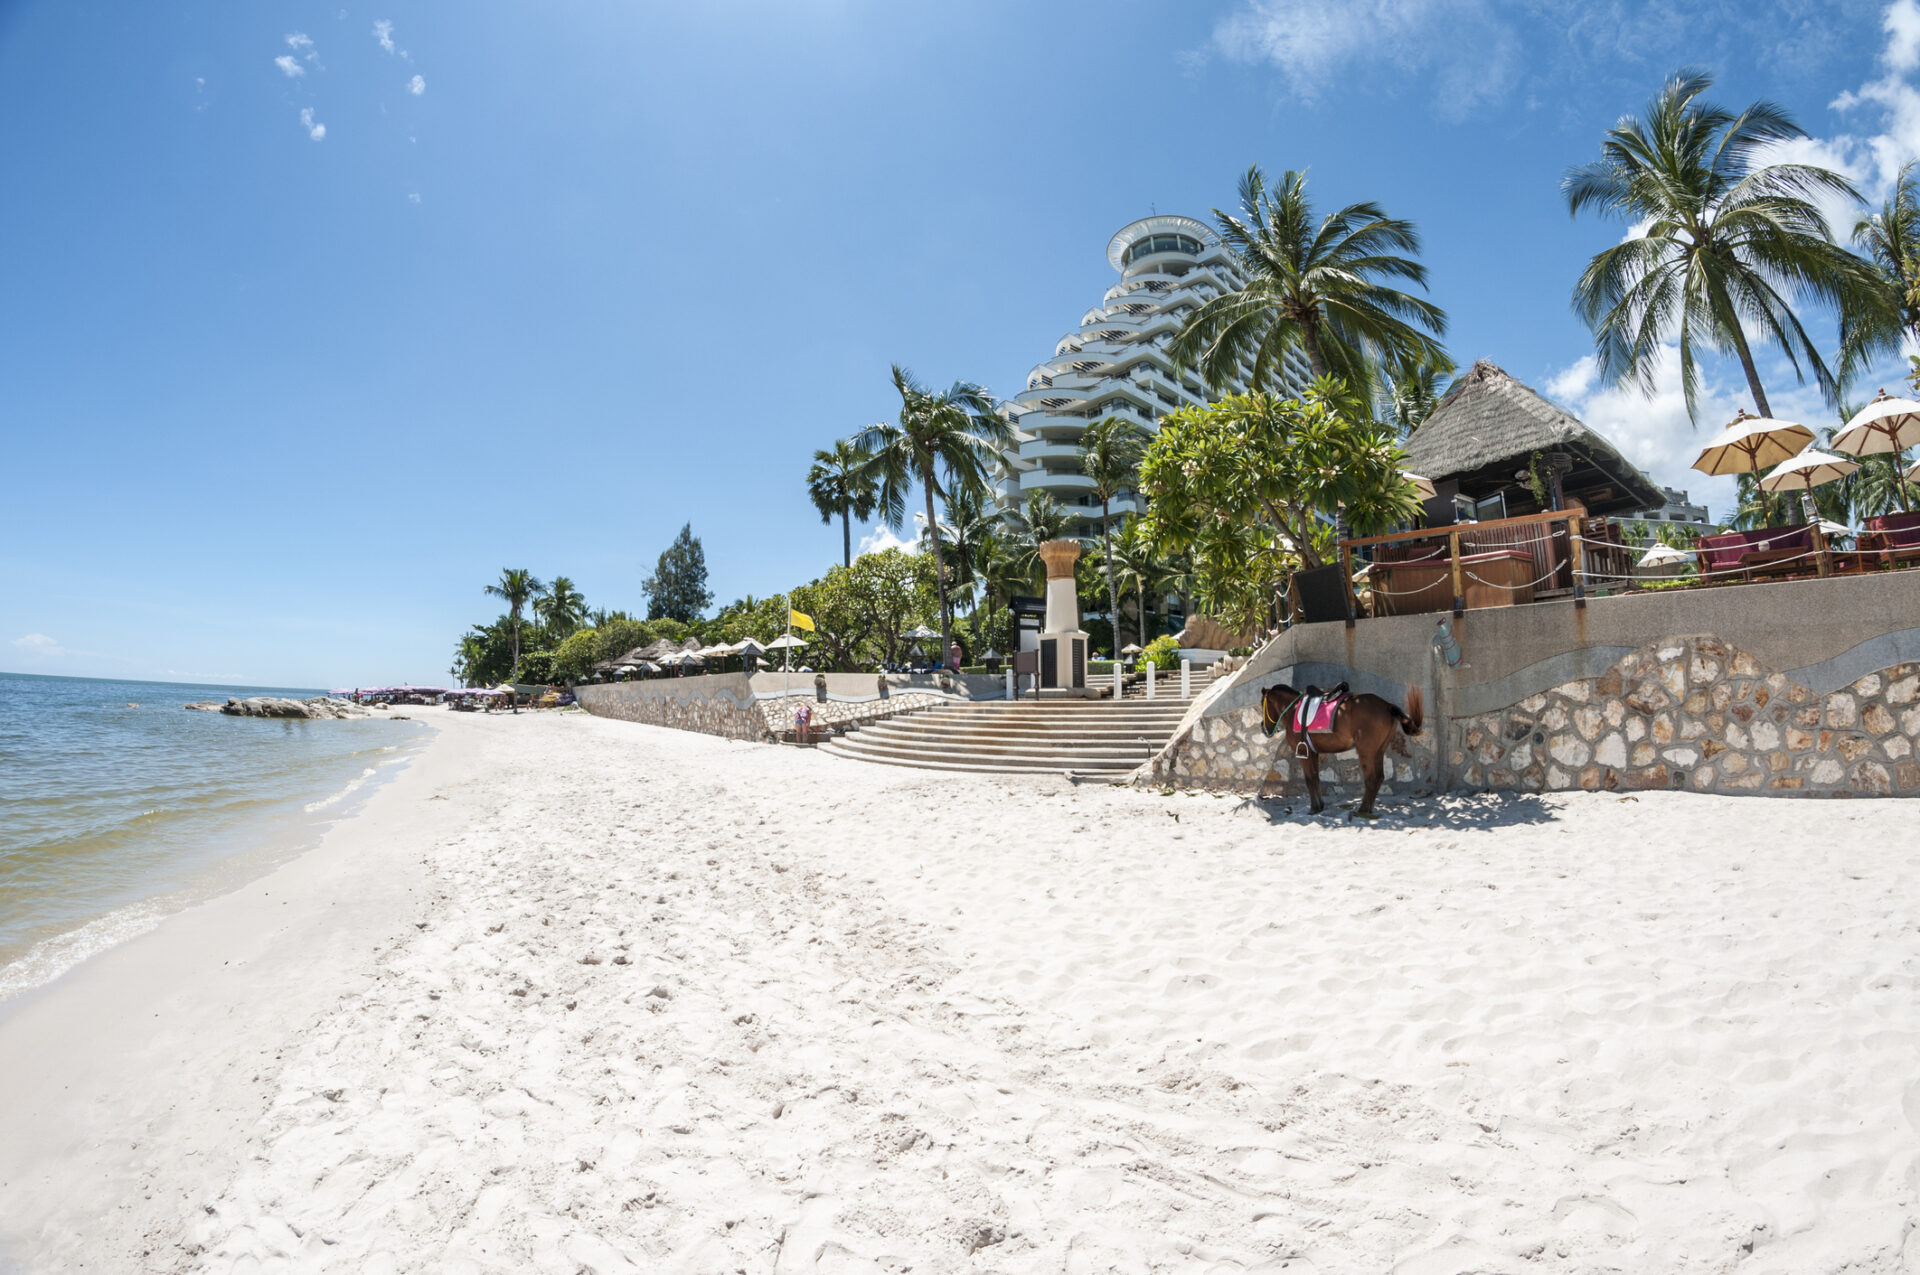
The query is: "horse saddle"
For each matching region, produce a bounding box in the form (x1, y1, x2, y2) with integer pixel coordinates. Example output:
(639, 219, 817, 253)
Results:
(1291, 683, 1349, 735)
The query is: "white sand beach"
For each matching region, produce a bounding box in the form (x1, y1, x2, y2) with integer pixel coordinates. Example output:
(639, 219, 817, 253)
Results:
(2, 710, 1916, 1273)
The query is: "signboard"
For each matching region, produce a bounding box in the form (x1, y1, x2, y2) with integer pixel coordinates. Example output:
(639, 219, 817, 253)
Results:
(1009, 594, 1046, 618)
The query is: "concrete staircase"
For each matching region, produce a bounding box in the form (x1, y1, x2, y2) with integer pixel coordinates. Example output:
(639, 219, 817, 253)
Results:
(819, 698, 1193, 778)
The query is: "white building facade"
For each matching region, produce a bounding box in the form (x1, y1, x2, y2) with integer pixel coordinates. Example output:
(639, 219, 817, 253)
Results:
(1000, 214, 1311, 537)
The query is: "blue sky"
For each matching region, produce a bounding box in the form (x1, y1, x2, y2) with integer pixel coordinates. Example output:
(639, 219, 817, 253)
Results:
(5, 0, 1917, 687)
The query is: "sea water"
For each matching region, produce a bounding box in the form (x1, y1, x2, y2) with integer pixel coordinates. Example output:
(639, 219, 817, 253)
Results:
(0, 672, 428, 1002)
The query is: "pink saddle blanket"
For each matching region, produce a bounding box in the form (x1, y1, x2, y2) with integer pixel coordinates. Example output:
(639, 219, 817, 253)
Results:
(1291, 691, 1347, 734)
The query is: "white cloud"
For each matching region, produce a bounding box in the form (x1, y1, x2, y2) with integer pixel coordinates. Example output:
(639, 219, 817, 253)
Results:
(1210, 0, 1518, 120)
(408, 192, 422, 204)
(300, 108, 326, 141)
(274, 55, 305, 78)
(855, 525, 918, 558)
(373, 18, 395, 53)
(285, 32, 313, 51)
(407, 74, 425, 95)
(12, 633, 59, 651)
(1885, 0, 1920, 72)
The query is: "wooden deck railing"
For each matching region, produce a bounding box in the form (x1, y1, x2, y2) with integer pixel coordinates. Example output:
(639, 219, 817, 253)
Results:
(1338, 511, 1634, 620)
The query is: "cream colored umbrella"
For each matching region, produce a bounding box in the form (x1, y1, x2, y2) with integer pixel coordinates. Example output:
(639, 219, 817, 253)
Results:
(1692, 410, 1816, 477)
(1638, 542, 1693, 568)
(1402, 471, 1437, 500)
(1758, 448, 1859, 493)
(1909, 457, 1920, 483)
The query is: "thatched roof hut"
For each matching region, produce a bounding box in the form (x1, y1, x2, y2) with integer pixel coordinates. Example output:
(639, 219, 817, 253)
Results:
(1403, 361, 1664, 518)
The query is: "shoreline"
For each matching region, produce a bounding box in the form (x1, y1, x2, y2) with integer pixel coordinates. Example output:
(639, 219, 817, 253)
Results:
(0, 711, 471, 1271)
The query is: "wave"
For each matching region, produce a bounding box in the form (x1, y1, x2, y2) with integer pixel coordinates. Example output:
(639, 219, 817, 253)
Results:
(0, 899, 170, 1002)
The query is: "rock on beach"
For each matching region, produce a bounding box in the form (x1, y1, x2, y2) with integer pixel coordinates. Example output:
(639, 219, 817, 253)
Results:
(184, 696, 370, 719)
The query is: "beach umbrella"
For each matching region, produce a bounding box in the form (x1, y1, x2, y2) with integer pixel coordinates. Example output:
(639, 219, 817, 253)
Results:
(1692, 410, 1816, 477)
(1638, 542, 1693, 567)
(1814, 518, 1853, 538)
(764, 634, 808, 650)
(1120, 642, 1142, 654)
(1758, 448, 1859, 493)
(1832, 392, 1920, 507)
(1402, 471, 1437, 500)
(901, 624, 942, 640)
(733, 637, 768, 655)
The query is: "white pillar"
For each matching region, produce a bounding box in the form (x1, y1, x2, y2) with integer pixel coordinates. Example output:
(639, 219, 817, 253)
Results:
(1146, 663, 1156, 699)
(1005, 668, 1014, 701)
(1181, 659, 1191, 699)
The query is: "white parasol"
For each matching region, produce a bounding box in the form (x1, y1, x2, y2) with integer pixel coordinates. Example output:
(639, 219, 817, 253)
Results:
(1758, 448, 1859, 493)
(1692, 410, 1816, 476)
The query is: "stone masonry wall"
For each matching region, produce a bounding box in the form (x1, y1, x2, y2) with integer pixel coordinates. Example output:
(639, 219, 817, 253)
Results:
(1142, 699, 1436, 801)
(754, 693, 947, 737)
(1455, 637, 1920, 796)
(573, 677, 770, 743)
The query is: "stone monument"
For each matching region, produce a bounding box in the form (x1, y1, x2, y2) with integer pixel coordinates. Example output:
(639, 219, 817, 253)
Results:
(1035, 539, 1090, 695)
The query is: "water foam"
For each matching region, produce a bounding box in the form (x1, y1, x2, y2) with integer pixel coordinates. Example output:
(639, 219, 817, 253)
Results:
(303, 766, 379, 813)
(0, 900, 170, 1003)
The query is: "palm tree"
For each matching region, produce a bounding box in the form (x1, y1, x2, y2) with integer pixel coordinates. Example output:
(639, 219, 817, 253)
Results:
(856, 365, 1014, 666)
(1108, 519, 1162, 649)
(484, 568, 543, 680)
(1842, 163, 1920, 388)
(1564, 70, 1874, 422)
(536, 576, 587, 639)
(998, 490, 1073, 590)
(1386, 362, 1451, 435)
(1169, 166, 1449, 402)
(806, 439, 880, 569)
(1079, 415, 1150, 656)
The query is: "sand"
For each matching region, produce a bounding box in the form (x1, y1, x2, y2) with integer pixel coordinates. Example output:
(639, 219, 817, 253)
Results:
(2, 710, 1916, 1273)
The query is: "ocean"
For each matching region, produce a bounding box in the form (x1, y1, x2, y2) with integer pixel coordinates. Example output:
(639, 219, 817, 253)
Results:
(0, 672, 428, 1003)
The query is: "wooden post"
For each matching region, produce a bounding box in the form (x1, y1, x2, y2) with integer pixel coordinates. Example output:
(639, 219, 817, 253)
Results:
(1569, 515, 1588, 610)
(1448, 529, 1465, 617)
(1340, 543, 1357, 629)
(1811, 520, 1831, 577)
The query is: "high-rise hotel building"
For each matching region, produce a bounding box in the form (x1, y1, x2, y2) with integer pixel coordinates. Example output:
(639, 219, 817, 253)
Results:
(999, 214, 1311, 536)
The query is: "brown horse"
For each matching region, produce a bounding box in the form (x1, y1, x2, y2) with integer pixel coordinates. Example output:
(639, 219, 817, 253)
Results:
(1257, 683, 1424, 818)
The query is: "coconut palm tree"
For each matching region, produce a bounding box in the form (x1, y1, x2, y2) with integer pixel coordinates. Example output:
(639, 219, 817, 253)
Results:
(1842, 163, 1920, 386)
(806, 439, 880, 569)
(856, 365, 1014, 666)
(1079, 415, 1151, 658)
(1564, 70, 1875, 422)
(1108, 519, 1163, 649)
(1386, 361, 1452, 435)
(536, 576, 587, 639)
(484, 568, 544, 680)
(1169, 166, 1449, 402)
(998, 490, 1074, 590)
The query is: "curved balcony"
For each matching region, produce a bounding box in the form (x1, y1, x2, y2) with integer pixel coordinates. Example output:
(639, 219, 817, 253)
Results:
(1020, 470, 1096, 494)
(1018, 438, 1087, 463)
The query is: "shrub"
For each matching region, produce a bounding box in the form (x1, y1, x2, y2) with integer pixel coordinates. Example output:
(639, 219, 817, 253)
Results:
(1141, 634, 1180, 671)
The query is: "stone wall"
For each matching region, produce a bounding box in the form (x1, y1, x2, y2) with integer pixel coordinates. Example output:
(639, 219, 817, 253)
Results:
(573, 675, 770, 743)
(1138, 572, 1920, 801)
(754, 693, 947, 737)
(1454, 638, 1919, 796)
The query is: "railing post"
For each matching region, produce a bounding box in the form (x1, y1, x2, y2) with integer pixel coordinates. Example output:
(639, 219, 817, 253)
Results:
(1569, 515, 1588, 610)
(1812, 521, 1832, 577)
(1340, 542, 1357, 629)
(1004, 668, 1014, 701)
(1448, 529, 1465, 617)
(1146, 663, 1156, 699)
(1180, 658, 1191, 699)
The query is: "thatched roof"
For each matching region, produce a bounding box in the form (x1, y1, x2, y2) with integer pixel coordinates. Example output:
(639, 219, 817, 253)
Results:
(1403, 361, 1664, 517)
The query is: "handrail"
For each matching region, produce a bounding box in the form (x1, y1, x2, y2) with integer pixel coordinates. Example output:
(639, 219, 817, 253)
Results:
(1340, 508, 1581, 549)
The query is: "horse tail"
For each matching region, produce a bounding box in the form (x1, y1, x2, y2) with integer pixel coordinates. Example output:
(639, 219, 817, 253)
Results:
(1398, 686, 1424, 736)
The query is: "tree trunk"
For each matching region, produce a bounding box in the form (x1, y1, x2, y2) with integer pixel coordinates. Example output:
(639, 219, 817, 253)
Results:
(923, 476, 951, 669)
(841, 508, 852, 570)
(1301, 310, 1328, 380)
(510, 614, 520, 681)
(1725, 316, 1773, 420)
(1137, 577, 1148, 648)
(1101, 502, 1120, 661)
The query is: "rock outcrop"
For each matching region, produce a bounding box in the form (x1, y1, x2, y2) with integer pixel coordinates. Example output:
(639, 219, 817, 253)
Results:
(186, 697, 370, 719)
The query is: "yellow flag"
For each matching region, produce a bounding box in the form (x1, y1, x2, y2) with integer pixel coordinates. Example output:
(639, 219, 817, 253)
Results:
(788, 608, 815, 632)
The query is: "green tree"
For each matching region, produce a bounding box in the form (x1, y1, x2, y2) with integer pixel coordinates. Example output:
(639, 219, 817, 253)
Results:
(1387, 362, 1452, 435)
(997, 491, 1073, 592)
(643, 523, 714, 622)
(1107, 519, 1162, 649)
(1169, 166, 1449, 402)
(536, 576, 587, 639)
(484, 568, 544, 680)
(806, 439, 880, 569)
(1079, 415, 1150, 663)
(856, 365, 1013, 669)
(1564, 70, 1874, 421)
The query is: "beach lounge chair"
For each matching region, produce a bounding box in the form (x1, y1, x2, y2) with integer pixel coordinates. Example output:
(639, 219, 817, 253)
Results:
(1695, 526, 1816, 581)
(1859, 512, 1920, 566)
